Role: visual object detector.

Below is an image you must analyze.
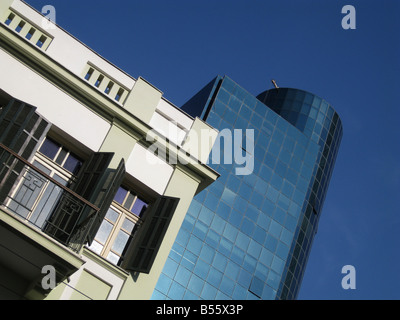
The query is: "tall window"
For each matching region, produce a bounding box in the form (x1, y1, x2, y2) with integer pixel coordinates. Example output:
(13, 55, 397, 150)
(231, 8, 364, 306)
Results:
(7, 137, 83, 228)
(38, 137, 82, 175)
(88, 186, 148, 265)
(36, 35, 47, 48)
(5, 13, 15, 26)
(15, 20, 25, 33)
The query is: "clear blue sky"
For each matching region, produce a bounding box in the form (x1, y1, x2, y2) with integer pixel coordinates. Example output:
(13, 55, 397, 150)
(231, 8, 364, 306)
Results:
(25, 0, 400, 300)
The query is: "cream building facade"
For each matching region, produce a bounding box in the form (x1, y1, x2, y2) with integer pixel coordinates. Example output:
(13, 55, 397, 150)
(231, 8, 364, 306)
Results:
(0, 0, 219, 300)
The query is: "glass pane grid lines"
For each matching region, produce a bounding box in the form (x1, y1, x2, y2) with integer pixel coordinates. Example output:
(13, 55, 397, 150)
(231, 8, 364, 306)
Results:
(153, 77, 342, 300)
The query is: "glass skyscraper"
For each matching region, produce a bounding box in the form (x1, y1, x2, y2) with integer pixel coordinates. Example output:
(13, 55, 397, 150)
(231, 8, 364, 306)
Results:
(151, 76, 343, 300)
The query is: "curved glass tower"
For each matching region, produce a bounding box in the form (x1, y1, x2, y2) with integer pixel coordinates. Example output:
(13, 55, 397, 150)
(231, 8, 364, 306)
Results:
(152, 76, 343, 300)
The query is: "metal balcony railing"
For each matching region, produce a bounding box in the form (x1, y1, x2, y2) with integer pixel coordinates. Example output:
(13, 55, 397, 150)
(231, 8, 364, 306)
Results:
(0, 143, 99, 253)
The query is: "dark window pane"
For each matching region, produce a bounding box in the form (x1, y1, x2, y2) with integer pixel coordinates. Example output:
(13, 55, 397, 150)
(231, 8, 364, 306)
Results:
(114, 186, 128, 205)
(115, 88, 124, 102)
(105, 82, 114, 95)
(5, 13, 15, 25)
(15, 21, 25, 33)
(85, 68, 94, 81)
(63, 153, 82, 174)
(131, 198, 148, 217)
(124, 192, 135, 210)
(55, 148, 67, 165)
(36, 35, 47, 48)
(39, 138, 60, 159)
(95, 75, 104, 88)
(26, 28, 35, 40)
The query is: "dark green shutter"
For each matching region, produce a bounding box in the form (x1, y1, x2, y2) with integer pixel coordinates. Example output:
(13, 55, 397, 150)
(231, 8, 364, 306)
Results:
(0, 97, 50, 203)
(85, 158, 125, 245)
(123, 196, 180, 273)
(71, 152, 114, 200)
(44, 152, 125, 247)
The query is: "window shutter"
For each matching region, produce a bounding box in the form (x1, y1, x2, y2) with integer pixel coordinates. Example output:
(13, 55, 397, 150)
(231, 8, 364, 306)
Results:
(84, 158, 125, 245)
(0, 97, 50, 203)
(122, 196, 180, 274)
(44, 152, 125, 248)
(70, 152, 114, 200)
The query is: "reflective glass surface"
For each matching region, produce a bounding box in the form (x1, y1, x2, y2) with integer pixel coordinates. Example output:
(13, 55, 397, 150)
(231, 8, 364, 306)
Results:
(153, 76, 342, 300)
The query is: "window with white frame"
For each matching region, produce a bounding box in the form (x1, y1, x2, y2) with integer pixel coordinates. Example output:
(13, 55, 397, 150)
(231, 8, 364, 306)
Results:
(7, 136, 83, 228)
(88, 186, 148, 265)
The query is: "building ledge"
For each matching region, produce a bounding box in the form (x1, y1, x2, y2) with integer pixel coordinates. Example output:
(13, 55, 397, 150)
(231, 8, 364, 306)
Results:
(0, 208, 85, 299)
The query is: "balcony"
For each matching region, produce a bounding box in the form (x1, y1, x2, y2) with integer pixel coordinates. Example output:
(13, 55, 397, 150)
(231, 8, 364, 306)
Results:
(0, 142, 98, 299)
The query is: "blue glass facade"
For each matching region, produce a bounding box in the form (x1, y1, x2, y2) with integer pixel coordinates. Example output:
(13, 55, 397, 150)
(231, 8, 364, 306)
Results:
(151, 76, 342, 300)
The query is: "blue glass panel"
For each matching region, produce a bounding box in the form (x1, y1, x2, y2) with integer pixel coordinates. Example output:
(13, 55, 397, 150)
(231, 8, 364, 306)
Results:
(264, 234, 278, 253)
(241, 218, 255, 236)
(199, 244, 215, 264)
(255, 262, 269, 281)
(183, 290, 198, 300)
(198, 206, 214, 226)
(188, 274, 204, 295)
(271, 255, 285, 275)
(248, 240, 262, 259)
(168, 281, 186, 300)
(218, 238, 233, 257)
(220, 275, 235, 296)
(235, 232, 250, 251)
(151, 290, 166, 300)
(187, 236, 203, 255)
(206, 267, 223, 288)
(262, 285, 276, 300)
(260, 247, 273, 267)
(276, 241, 290, 260)
(250, 277, 264, 298)
(163, 257, 179, 279)
(223, 223, 238, 243)
(205, 229, 220, 248)
(257, 214, 271, 231)
(200, 282, 218, 300)
(243, 254, 257, 274)
(174, 266, 191, 287)
(237, 268, 252, 288)
(232, 284, 247, 299)
(204, 192, 219, 211)
(194, 258, 210, 278)
(226, 260, 240, 281)
(267, 270, 280, 290)
(253, 226, 267, 244)
(231, 246, 245, 265)
(156, 273, 172, 295)
(221, 188, 236, 205)
(192, 220, 208, 241)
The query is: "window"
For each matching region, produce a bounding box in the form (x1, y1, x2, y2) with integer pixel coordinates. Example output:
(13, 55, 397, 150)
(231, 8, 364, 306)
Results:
(114, 186, 148, 217)
(15, 20, 25, 33)
(25, 27, 35, 40)
(104, 81, 114, 95)
(5, 13, 15, 26)
(115, 88, 124, 102)
(84, 67, 94, 81)
(7, 137, 83, 229)
(39, 137, 82, 175)
(95, 75, 104, 88)
(88, 186, 148, 265)
(36, 35, 47, 48)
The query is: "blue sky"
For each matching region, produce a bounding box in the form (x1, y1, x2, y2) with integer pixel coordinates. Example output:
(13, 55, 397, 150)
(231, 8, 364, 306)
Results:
(25, 0, 400, 299)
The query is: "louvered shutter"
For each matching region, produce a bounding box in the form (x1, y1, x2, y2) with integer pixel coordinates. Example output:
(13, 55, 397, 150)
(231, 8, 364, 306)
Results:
(123, 196, 180, 273)
(44, 152, 125, 247)
(0, 97, 50, 203)
(84, 158, 125, 245)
